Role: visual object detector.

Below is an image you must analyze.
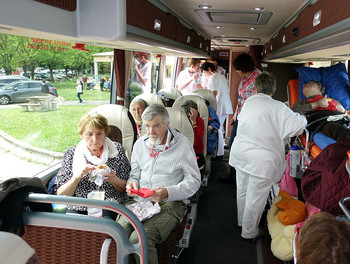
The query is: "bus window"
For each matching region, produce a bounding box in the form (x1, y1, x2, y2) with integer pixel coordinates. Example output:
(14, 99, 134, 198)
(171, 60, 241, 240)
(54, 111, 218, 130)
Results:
(0, 33, 113, 180)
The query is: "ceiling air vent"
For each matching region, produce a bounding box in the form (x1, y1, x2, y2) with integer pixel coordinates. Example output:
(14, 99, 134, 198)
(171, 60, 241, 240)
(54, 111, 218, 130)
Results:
(212, 36, 260, 46)
(195, 9, 272, 25)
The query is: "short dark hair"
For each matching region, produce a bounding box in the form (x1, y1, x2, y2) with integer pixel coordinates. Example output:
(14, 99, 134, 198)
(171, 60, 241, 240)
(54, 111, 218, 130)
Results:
(233, 53, 256, 73)
(200, 62, 215, 72)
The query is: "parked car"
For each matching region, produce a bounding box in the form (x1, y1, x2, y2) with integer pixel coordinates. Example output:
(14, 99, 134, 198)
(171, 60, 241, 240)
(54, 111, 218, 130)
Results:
(0, 75, 29, 88)
(0, 80, 58, 105)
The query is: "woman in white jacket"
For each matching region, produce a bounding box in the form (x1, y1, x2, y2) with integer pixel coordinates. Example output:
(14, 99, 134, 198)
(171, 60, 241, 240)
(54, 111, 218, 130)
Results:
(201, 62, 233, 157)
(229, 72, 307, 240)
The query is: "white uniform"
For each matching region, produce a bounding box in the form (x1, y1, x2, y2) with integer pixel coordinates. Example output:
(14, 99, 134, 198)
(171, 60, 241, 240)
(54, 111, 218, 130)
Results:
(229, 93, 306, 239)
(176, 68, 200, 96)
(135, 61, 152, 94)
(207, 73, 233, 156)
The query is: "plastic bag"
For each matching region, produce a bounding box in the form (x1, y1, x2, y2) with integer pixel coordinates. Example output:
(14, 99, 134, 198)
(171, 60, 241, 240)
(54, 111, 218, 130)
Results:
(89, 165, 110, 186)
(87, 190, 105, 218)
(125, 201, 161, 222)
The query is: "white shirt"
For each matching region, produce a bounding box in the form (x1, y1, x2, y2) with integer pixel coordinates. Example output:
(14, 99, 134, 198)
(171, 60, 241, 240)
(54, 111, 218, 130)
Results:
(207, 73, 233, 116)
(229, 93, 307, 182)
(175, 68, 200, 96)
(135, 61, 152, 94)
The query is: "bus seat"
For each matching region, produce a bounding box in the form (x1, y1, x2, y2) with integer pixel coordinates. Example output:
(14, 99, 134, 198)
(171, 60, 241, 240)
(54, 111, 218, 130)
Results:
(165, 107, 194, 144)
(287, 79, 299, 108)
(193, 89, 217, 111)
(21, 193, 148, 264)
(88, 104, 137, 161)
(133, 93, 164, 107)
(158, 88, 182, 107)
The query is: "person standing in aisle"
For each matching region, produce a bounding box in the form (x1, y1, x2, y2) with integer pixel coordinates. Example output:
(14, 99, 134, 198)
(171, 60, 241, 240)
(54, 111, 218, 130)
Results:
(200, 62, 233, 159)
(229, 72, 307, 240)
(175, 58, 202, 96)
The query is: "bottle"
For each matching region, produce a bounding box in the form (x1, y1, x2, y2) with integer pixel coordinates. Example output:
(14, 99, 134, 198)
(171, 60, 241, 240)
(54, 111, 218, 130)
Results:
(290, 146, 301, 178)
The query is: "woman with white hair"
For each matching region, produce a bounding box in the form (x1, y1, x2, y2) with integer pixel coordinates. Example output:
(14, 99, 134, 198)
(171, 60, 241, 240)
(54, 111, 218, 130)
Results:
(229, 72, 307, 240)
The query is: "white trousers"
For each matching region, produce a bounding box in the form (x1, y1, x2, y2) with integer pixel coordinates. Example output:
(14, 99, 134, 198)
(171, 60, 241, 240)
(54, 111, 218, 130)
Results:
(236, 168, 274, 239)
(217, 114, 228, 156)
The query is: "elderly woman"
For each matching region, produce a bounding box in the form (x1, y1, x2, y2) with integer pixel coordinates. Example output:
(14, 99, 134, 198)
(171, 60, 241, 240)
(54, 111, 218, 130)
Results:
(54, 113, 131, 218)
(130, 98, 148, 138)
(229, 72, 307, 240)
(181, 99, 205, 167)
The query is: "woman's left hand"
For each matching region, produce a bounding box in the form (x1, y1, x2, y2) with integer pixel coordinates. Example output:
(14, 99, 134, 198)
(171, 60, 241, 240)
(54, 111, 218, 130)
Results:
(103, 170, 126, 192)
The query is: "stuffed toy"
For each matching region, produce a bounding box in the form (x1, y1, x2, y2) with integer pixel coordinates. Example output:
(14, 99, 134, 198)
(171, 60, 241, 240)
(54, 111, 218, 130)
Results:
(267, 196, 295, 261)
(275, 190, 307, 226)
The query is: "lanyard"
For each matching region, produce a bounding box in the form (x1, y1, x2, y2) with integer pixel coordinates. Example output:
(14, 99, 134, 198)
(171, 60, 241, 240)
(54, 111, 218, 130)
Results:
(241, 69, 259, 92)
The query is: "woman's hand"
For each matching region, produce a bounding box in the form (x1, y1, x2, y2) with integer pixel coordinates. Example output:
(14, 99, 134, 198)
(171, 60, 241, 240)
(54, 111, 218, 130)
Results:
(104, 170, 126, 193)
(75, 165, 95, 181)
(189, 108, 198, 124)
(57, 164, 95, 196)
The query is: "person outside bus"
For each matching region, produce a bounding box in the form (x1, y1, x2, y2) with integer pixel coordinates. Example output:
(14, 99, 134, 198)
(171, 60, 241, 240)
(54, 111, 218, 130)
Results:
(54, 114, 131, 219)
(133, 52, 152, 94)
(175, 58, 202, 95)
(292, 80, 350, 140)
(229, 72, 307, 240)
(82, 74, 88, 90)
(118, 104, 201, 264)
(76, 78, 83, 103)
(201, 62, 233, 158)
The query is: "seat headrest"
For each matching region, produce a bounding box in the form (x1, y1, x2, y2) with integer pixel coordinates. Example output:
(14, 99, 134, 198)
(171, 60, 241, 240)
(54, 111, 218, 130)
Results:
(133, 93, 164, 107)
(88, 104, 137, 161)
(193, 89, 217, 111)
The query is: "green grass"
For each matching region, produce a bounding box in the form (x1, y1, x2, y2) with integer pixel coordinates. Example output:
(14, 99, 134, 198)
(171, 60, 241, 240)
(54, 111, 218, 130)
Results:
(0, 105, 102, 153)
(0, 80, 112, 153)
(54, 80, 110, 101)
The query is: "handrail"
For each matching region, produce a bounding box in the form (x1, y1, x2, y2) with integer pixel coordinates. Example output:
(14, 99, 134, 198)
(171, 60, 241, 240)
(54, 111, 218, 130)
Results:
(339, 197, 350, 220)
(24, 193, 148, 264)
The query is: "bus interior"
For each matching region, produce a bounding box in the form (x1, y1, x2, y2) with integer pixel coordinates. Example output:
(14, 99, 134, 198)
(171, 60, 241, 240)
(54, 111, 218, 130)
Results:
(0, 0, 350, 263)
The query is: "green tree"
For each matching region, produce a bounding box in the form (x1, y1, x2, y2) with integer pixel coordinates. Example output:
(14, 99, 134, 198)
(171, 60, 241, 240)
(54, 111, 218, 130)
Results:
(0, 34, 20, 74)
(16, 36, 38, 78)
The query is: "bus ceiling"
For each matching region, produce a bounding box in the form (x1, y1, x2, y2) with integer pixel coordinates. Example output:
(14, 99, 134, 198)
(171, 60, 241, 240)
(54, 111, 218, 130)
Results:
(0, 0, 350, 62)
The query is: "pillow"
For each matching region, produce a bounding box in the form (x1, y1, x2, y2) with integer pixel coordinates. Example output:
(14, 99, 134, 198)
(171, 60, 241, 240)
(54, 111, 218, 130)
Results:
(296, 67, 322, 101)
(296, 63, 350, 110)
(322, 63, 350, 110)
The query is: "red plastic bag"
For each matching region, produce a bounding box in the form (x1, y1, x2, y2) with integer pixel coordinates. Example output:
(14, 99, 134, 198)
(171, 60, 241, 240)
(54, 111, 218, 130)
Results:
(129, 188, 154, 198)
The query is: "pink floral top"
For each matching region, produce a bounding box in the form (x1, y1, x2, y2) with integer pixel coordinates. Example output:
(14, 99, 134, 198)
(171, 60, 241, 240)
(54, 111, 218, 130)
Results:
(234, 68, 261, 119)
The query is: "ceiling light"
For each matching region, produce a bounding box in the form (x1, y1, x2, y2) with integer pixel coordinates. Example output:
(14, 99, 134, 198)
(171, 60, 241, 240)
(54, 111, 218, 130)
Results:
(248, 27, 256, 30)
(253, 7, 264, 11)
(216, 26, 222, 29)
(199, 4, 212, 9)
